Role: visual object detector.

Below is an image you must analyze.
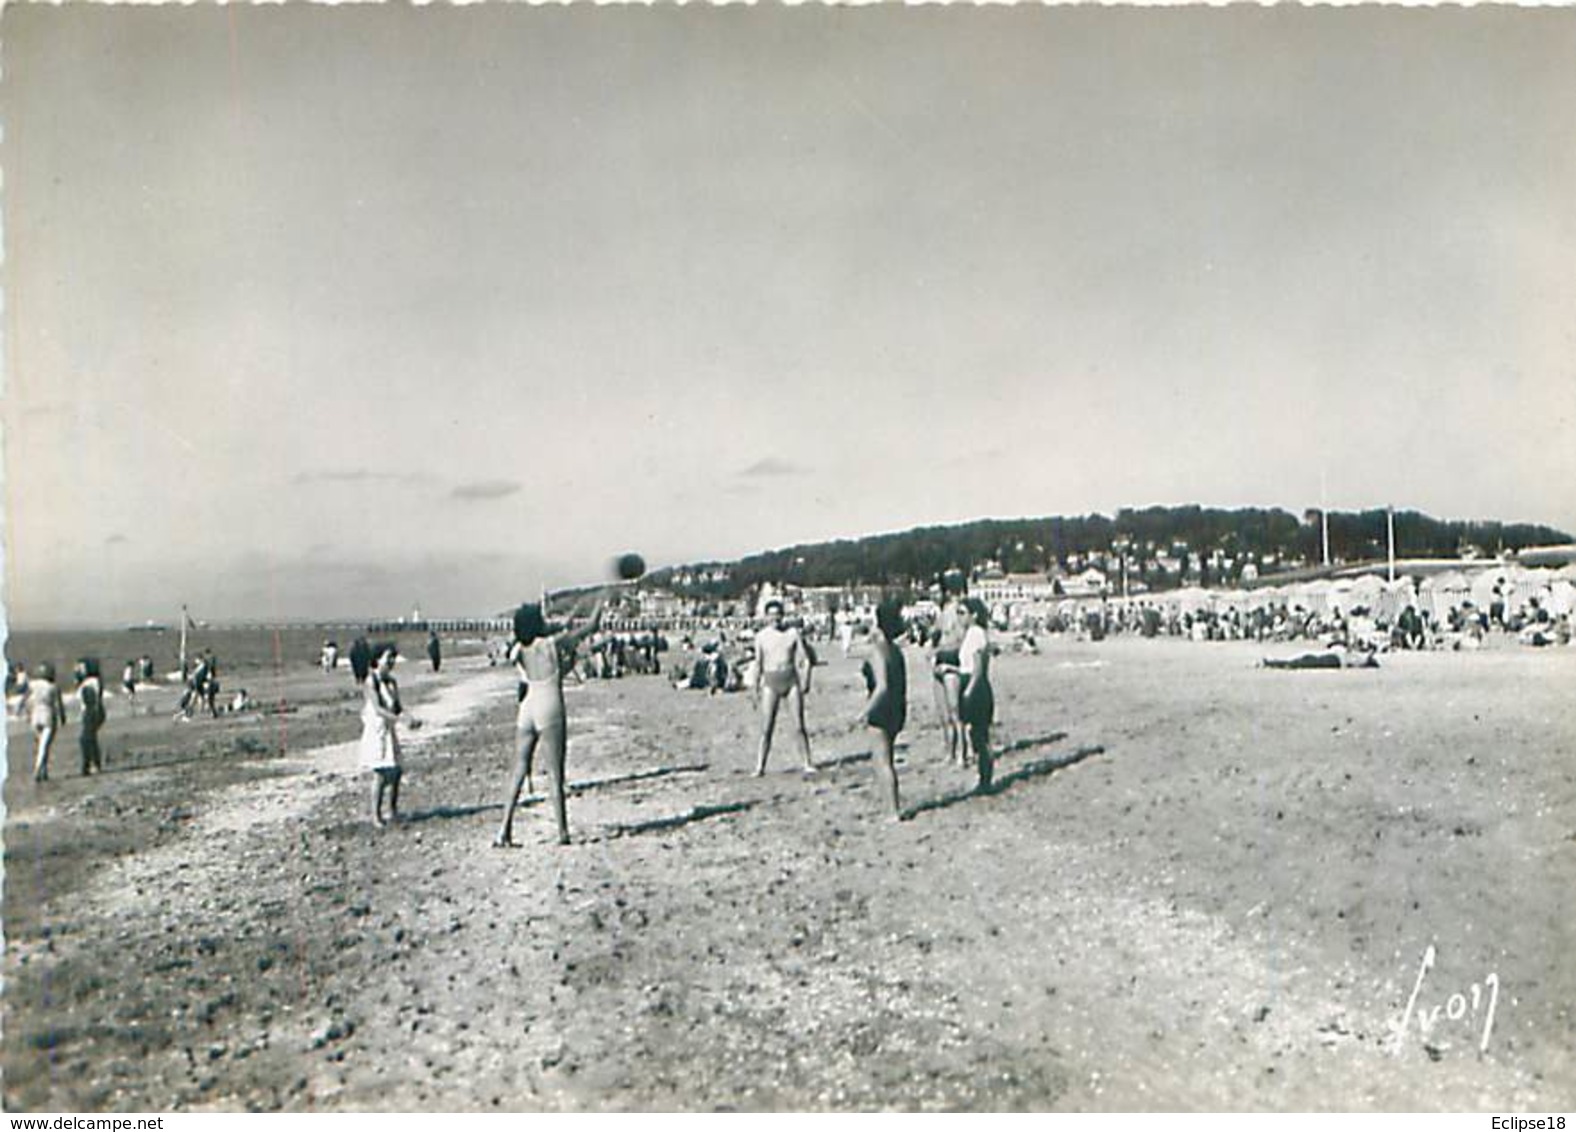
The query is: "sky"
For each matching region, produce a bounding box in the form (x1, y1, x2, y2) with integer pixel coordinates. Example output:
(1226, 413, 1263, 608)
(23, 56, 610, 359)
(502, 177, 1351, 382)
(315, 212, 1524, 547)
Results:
(4, 5, 1575, 626)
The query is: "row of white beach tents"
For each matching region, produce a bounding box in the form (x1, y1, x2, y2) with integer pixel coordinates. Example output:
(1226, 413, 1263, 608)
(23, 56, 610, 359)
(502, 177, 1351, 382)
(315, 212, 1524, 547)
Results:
(1045, 562, 1576, 623)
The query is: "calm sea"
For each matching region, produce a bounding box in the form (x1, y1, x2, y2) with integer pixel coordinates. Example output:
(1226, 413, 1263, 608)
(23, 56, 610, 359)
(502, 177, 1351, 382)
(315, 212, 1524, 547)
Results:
(4, 626, 494, 682)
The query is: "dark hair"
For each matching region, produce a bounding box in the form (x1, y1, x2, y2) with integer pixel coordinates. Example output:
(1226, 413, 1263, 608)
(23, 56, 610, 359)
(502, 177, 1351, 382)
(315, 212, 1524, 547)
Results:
(77, 657, 101, 679)
(514, 603, 547, 645)
(940, 569, 968, 596)
(375, 641, 399, 663)
(964, 597, 990, 625)
(349, 637, 374, 684)
(875, 598, 905, 640)
(764, 599, 785, 615)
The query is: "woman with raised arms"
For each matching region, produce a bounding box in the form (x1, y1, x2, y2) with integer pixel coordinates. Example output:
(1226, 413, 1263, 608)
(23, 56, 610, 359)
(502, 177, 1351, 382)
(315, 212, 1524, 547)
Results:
(496, 593, 605, 848)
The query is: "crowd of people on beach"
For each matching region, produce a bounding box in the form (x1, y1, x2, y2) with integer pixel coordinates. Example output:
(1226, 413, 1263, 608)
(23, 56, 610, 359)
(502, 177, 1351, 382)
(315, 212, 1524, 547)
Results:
(11, 564, 1569, 841)
(334, 572, 999, 836)
(1019, 587, 1572, 655)
(5, 643, 261, 783)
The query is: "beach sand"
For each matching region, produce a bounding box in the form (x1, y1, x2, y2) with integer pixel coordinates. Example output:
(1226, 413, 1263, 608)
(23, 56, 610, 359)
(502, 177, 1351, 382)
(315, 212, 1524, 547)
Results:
(3, 637, 1573, 1110)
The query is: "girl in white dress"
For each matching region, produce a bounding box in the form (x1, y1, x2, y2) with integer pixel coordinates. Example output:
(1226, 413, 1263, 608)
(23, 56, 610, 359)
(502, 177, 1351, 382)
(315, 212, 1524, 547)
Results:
(354, 643, 413, 826)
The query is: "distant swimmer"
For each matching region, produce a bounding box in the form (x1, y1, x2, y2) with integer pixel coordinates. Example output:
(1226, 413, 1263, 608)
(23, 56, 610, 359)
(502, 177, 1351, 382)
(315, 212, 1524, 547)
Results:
(121, 659, 139, 704)
(76, 658, 107, 775)
(426, 630, 442, 674)
(321, 640, 340, 672)
(26, 663, 67, 783)
(496, 595, 605, 848)
(859, 597, 909, 819)
(752, 598, 816, 776)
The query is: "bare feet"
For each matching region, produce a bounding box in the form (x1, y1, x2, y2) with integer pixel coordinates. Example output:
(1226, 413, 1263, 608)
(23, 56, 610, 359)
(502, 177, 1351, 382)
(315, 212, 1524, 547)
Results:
(492, 833, 516, 849)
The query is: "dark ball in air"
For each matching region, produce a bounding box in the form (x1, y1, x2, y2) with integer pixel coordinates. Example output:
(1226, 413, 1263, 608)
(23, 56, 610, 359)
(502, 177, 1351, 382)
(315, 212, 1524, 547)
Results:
(614, 553, 647, 581)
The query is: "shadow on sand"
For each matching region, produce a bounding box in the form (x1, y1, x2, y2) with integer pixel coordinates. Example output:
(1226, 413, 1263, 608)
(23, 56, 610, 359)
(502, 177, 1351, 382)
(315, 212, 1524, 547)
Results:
(903, 744, 1105, 820)
(398, 763, 711, 826)
(401, 802, 500, 825)
(809, 738, 919, 773)
(602, 800, 758, 839)
(568, 762, 709, 795)
(996, 731, 1069, 756)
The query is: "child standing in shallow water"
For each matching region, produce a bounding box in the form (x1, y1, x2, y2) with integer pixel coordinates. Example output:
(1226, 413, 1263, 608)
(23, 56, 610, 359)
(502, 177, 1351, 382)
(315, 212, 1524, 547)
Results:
(353, 643, 412, 826)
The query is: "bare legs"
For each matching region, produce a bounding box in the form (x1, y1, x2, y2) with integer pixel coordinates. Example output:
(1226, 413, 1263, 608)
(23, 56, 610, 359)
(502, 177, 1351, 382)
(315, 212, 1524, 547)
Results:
(32, 725, 55, 782)
(755, 685, 813, 776)
(869, 725, 903, 819)
(543, 722, 569, 845)
(370, 768, 401, 826)
(496, 721, 569, 846)
(932, 673, 966, 765)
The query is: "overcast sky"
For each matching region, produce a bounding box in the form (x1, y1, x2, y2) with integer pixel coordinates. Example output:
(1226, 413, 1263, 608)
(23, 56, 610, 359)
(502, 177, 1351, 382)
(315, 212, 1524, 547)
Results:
(4, 5, 1574, 625)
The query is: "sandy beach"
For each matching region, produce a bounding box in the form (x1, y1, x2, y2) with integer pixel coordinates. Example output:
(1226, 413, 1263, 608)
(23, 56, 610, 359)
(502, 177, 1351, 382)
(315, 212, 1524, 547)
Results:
(3, 636, 1573, 1111)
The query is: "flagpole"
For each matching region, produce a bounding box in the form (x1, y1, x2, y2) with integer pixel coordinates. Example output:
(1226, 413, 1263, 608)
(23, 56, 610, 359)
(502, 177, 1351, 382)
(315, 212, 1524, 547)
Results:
(1320, 470, 1331, 568)
(1387, 507, 1397, 583)
(179, 604, 189, 675)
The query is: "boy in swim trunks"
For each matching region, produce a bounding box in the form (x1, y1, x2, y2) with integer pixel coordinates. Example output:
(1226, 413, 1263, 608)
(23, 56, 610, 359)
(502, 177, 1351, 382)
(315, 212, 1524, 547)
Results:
(930, 570, 969, 766)
(753, 599, 816, 776)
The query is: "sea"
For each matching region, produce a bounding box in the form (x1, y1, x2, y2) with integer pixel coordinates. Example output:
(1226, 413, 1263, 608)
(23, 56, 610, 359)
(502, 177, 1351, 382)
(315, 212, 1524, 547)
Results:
(3, 625, 496, 683)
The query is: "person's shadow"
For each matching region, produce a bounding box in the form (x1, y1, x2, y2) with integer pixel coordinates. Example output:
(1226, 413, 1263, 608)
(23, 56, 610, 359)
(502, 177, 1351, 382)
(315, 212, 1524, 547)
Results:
(903, 744, 1105, 820)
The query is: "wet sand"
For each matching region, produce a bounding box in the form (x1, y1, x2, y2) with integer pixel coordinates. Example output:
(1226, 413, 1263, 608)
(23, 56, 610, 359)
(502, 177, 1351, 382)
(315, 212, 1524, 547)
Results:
(4, 638, 1573, 1110)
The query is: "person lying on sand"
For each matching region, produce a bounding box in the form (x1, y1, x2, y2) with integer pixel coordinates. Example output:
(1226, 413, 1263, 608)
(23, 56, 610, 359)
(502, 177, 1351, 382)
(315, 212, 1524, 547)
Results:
(1262, 644, 1380, 670)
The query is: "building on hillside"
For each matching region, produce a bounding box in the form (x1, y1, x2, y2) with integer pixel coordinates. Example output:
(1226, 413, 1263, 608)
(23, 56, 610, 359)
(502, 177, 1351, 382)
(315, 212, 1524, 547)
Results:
(1060, 568, 1109, 598)
(971, 572, 1060, 606)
